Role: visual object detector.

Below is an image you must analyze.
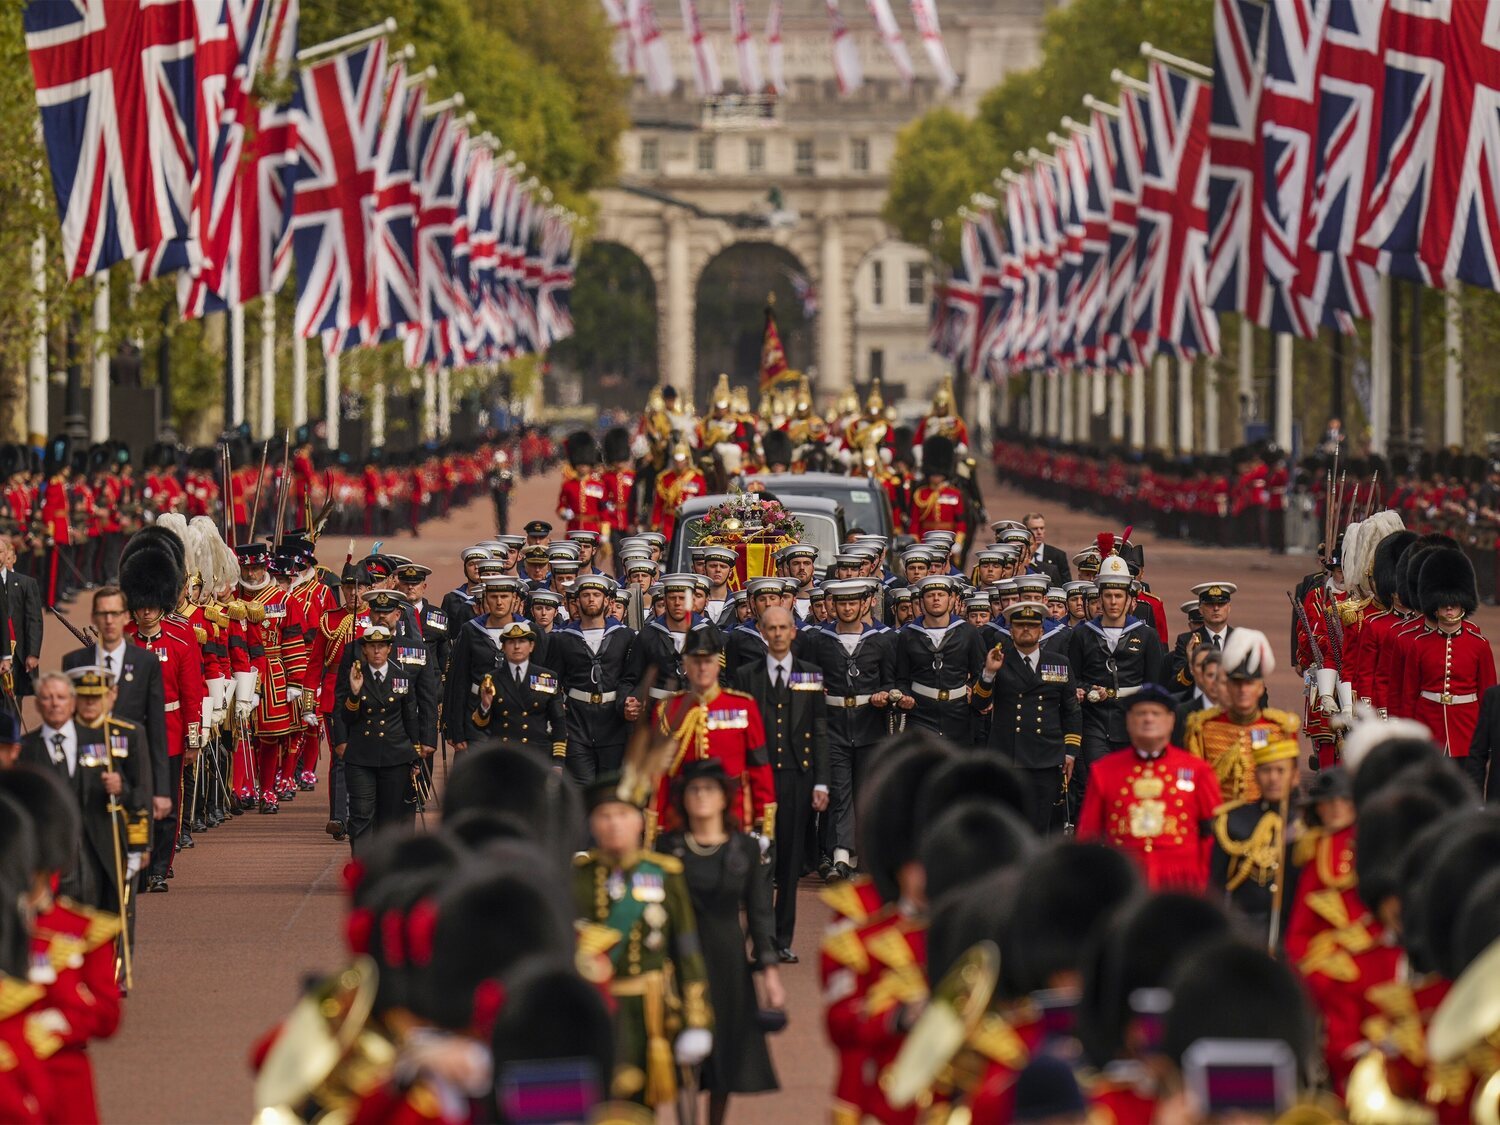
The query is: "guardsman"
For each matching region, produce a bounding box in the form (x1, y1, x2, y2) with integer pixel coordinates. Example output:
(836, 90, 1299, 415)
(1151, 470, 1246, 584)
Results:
(1294, 532, 1348, 767)
(573, 771, 713, 1107)
(38, 436, 72, 608)
(548, 574, 641, 782)
(120, 533, 206, 889)
(600, 427, 636, 538)
(907, 436, 968, 547)
(650, 624, 776, 845)
(1183, 628, 1300, 803)
(556, 431, 608, 535)
(284, 534, 335, 793)
(240, 542, 301, 814)
(1393, 546, 1496, 776)
(330, 623, 419, 854)
(267, 542, 319, 801)
(469, 620, 567, 761)
(649, 443, 706, 545)
(1165, 580, 1238, 690)
(973, 600, 1082, 834)
(894, 574, 988, 746)
(1077, 684, 1222, 891)
(1210, 734, 1302, 941)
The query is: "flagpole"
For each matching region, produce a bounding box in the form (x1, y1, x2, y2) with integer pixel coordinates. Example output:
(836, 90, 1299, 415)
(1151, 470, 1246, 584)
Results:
(423, 93, 465, 117)
(1176, 355, 1194, 454)
(230, 304, 246, 429)
(1109, 69, 1151, 94)
(422, 368, 437, 443)
(291, 332, 308, 429)
(1153, 353, 1170, 451)
(1238, 318, 1255, 438)
(259, 296, 275, 440)
(296, 18, 396, 64)
(1129, 363, 1145, 449)
(28, 238, 47, 446)
(1275, 333, 1294, 453)
(91, 273, 110, 443)
(1370, 276, 1390, 456)
(1109, 371, 1124, 441)
(438, 368, 452, 439)
(1139, 42, 1214, 80)
(1443, 280, 1462, 448)
(371, 379, 387, 449)
(1203, 360, 1220, 454)
(324, 347, 340, 452)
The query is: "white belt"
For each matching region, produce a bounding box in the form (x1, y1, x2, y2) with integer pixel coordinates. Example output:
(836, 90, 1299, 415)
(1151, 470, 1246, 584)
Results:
(910, 683, 963, 703)
(567, 688, 618, 705)
(1115, 685, 1141, 698)
(1420, 690, 1477, 705)
(164, 701, 180, 713)
(648, 687, 676, 700)
(825, 693, 873, 709)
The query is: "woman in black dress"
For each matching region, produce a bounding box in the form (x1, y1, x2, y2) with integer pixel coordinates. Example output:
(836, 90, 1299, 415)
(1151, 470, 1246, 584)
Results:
(659, 759, 782, 1122)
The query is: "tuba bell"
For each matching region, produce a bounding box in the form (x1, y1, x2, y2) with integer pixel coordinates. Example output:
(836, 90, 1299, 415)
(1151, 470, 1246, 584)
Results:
(253, 957, 397, 1124)
(1345, 1051, 1437, 1125)
(880, 941, 1000, 1112)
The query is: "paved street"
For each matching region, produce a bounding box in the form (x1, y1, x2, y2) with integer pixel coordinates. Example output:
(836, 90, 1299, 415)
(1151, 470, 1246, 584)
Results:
(84, 464, 1500, 1123)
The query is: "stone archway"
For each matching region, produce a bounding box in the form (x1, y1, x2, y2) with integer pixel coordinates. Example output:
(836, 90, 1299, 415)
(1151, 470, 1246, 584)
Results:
(547, 241, 659, 409)
(693, 242, 816, 405)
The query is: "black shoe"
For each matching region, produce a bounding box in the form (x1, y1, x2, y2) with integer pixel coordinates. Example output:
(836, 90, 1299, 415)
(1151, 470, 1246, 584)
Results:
(190, 815, 207, 832)
(777, 947, 799, 964)
(230, 802, 245, 816)
(297, 779, 315, 792)
(325, 819, 345, 839)
(177, 830, 194, 849)
(832, 861, 855, 882)
(817, 858, 834, 882)
(260, 802, 278, 815)
(147, 876, 168, 893)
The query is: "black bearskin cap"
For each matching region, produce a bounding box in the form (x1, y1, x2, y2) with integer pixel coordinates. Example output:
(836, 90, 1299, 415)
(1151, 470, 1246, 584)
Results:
(1372, 529, 1418, 605)
(1001, 842, 1141, 998)
(0, 766, 78, 877)
(120, 540, 184, 613)
(1406, 810, 1500, 979)
(601, 426, 632, 465)
(761, 428, 793, 468)
(443, 747, 582, 855)
(1417, 546, 1478, 618)
(914, 752, 1029, 825)
(858, 739, 959, 903)
(922, 435, 955, 479)
(917, 800, 1035, 904)
(1356, 787, 1456, 915)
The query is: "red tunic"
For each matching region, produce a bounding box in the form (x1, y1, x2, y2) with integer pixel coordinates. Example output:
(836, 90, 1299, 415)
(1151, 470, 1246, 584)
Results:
(907, 482, 968, 542)
(650, 688, 775, 837)
(0, 976, 48, 1124)
(648, 468, 705, 544)
(126, 619, 207, 757)
(555, 469, 607, 533)
(817, 878, 888, 1124)
(1396, 621, 1496, 756)
(1076, 746, 1222, 891)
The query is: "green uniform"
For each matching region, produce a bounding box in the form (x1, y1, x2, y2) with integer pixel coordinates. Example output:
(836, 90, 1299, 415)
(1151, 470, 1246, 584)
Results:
(572, 848, 713, 1105)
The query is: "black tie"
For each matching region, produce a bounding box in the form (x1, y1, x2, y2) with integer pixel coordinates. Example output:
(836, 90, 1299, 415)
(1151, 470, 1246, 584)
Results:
(104, 654, 113, 671)
(1212, 634, 1222, 651)
(50, 732, 64, 766)
(515, 665, 523, 685)
(775, 666, 785, 692)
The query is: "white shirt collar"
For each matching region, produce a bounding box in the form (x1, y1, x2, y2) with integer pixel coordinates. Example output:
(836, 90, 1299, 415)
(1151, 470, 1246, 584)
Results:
(767, 653, 793, 679)
(508, 660, 529, 681)
(99, 640, 127, 667)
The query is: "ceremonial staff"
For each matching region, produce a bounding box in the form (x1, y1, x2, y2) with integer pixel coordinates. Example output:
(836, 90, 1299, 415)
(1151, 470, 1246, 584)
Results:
(84, 712, 134, 989)
(1266, 787, 1292, 956)
(248, 438, 271, 543)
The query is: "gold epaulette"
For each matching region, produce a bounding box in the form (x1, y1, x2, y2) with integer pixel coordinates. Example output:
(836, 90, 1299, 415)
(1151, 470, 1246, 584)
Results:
(719, 687, 753, 700)
(820, 925, 870, 974)
(194, 626, 208, 645)
(1338, 595, 1371, 626)
(866, 926, 917, 971)
(641, 849, 683, 875)
(970, 1011, 1029, 1068)
(1261, 707, 1301, 737)
(0, 977, 43, 1021)
(245, 602, 266, 624)
(1293, 826, 1324, 868)
(819, 880, 872, 925)
(1181, 706, 1221, 753)
(1212, 798, 1248, 819)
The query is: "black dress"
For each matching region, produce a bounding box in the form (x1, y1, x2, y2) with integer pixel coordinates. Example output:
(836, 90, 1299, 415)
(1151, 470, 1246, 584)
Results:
(658, 830, 780, 1095)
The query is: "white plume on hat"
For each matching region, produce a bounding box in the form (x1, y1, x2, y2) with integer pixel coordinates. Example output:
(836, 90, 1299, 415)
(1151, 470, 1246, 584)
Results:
(155, 511, 190, 548)
(1340, 714, 1432, 776)
(1221, 627, 1276, 679)
(1344, 510, 1406, 598)
(187, 515, 239, 592)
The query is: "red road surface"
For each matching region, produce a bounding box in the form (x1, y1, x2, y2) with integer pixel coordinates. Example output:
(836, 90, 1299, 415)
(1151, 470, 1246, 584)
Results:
(84, 464, 1498, 1123)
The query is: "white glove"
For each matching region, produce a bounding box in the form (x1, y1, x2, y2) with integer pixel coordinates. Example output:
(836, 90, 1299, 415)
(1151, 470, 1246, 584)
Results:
(674, 1028, 712, 1066)
(232, 671, 258, 707)
(751, 832, 771, 857)
(305, 711, 321, 729)
(126, 852, 144, 879)
(287, 686, 303, 704)
(235, 695, 258, 721)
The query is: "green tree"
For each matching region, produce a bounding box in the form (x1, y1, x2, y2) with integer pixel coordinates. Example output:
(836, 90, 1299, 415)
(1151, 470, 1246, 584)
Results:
(549, 243, 659, 400)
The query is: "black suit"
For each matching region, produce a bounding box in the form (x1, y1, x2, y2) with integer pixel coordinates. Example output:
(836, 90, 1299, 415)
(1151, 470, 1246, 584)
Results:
(469, 661, 568, 760)
(1165, 625, 1236, 692)
(64, 642, 168, 801)
(0, 569, 42, 697)
(978, 643, 1081, 833)
(20, 721, 142, 912)
(1034, 543, 1071, 588)
(549, 622, 639, 782)
(734, 656, 828, 949)
(1466, 685, 1500, 799)
(332, 660, 420, 853)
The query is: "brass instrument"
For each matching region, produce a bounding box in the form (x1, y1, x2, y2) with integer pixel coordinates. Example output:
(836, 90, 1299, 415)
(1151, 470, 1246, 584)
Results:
(84, 727, 133, 990)
(1429, 933, 1500, 1125)
(253, 957, 396, 1124)
(881, 941, 1000, 1111)
(1345, 1051, 1436, 1125)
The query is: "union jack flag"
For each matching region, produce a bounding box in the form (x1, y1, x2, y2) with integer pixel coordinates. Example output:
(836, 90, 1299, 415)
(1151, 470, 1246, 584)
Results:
(1054, 134, 1088, 365)
(412, 108, 470, 360)
(25, 0, 200, 280)
(959, 209, 1003, 376)
(1075, 109, 1117, 365)
(1133, 62, 1218, 358)
(1103, 88, 1148, 368)
(537, 213, 576, 348)
(367, 58, 423, 336)
(290, 37, 388, 338)
(1027, 164, 1061, 367)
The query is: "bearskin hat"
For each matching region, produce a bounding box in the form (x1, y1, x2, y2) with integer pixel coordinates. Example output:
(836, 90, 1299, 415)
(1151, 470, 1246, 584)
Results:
(0, 767, 76, 879)
(120, 540, 184, 613)
(925, 867, 1021, 987)
(1453, 868, 1500, 977)
(0, 792, 38, 978)
(444, 746, 583, 854)
(1406, 811, 1500, 979)
(42, 435, 71, 477)
(914, 752, 1028, 825)
(1162, 938, 1314, 1077)
(601, 426, 632, 465)
(348, 831, 465, 912)
(890, 425, 916, 468)
(488, 956, 614, 1123)
(921, 434, 955, 479)
(1372, 529, 1419, 606)
(1356, 786, 1456, 915)
(563, 430, 600, 470)
(1001, 842, 1141, 999)
(415, 855, 572, 1032)
(357, 869, 448, 1016)
(1417, 545, 1478, 618)
(761, 428, 793, 469)
(121, 523, 187, 574)
(1077, 893, 1231, 1068)
(1397, 533, 1457, 612)
(917, 800, 1035, 904)
(858, 739, 958, 903)
(146, 440, 178, 470)
(0, 445, 20, 479)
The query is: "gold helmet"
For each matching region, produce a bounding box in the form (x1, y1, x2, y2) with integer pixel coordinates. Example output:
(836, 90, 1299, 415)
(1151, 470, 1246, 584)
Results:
(646, 386, 666, 413)
(731, 384, 751, 416)
(866, 377, 885, 416)
(671, 441, 692, 464)
(795, 375, 812, 416)
(836, 388, 859, 417)
(712, 373, 731, 411)
(932, 373, 954, 416)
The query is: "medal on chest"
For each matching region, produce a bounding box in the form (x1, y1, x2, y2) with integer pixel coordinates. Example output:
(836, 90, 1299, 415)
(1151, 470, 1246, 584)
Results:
(1129, 771, 1167, 839)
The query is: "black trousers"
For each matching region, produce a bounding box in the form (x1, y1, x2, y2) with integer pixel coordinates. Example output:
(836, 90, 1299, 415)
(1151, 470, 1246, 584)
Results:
(565, 739, 625, 784)
(828, 740, 875, 854)
(344, 760, 415, 855)
(1018, 765, 1064, 835)
(772, 767, 815, 948)
(328, 754, 348, 824)
(149, 754, 185, 879)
